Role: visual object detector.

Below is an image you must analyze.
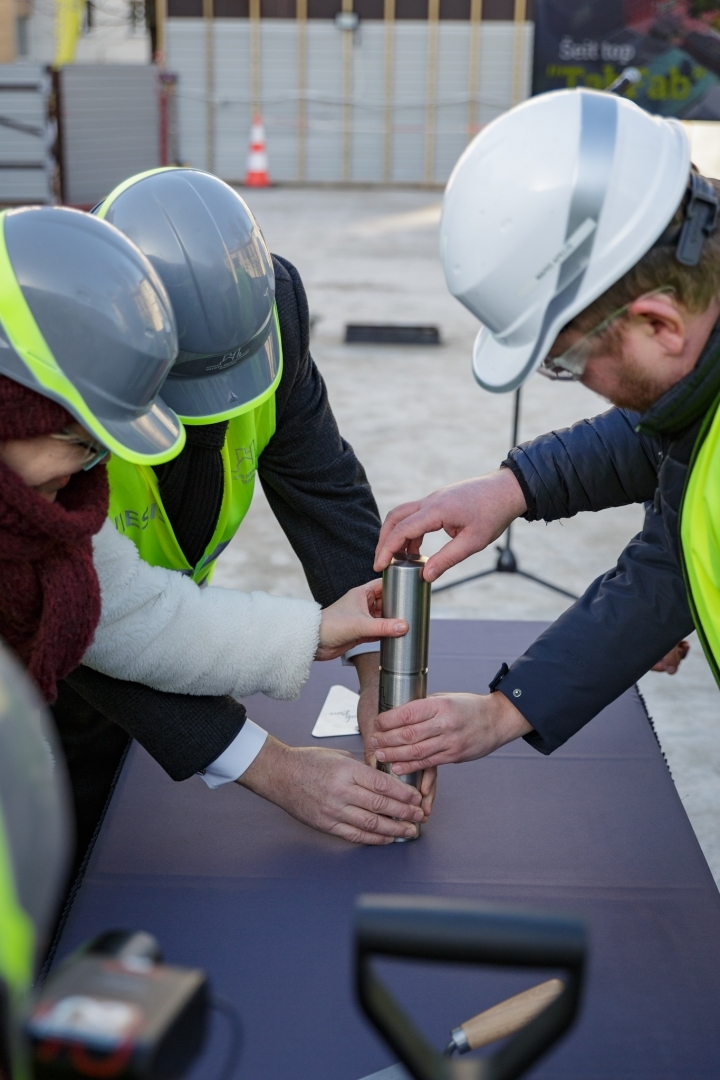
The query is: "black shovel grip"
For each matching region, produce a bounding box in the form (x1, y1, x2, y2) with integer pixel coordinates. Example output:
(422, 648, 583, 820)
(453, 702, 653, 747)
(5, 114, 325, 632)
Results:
(355, 895, 586, 1080)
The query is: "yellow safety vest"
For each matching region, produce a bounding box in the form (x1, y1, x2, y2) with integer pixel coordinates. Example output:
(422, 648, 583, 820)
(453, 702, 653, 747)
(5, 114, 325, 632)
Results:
(680, 394, 720, 683)
(107, 396, 277, 585)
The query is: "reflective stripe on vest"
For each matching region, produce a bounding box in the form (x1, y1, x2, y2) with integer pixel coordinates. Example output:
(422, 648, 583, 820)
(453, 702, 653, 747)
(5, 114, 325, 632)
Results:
(107, 393, 277, 584)
(0, 802, 33, 1080)
(680, 394, 720, 684)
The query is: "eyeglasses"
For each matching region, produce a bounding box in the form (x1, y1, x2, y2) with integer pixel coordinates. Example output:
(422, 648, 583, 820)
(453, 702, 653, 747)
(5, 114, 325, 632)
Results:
(50, 429, 109, 471)
(539, 286, 675, 381)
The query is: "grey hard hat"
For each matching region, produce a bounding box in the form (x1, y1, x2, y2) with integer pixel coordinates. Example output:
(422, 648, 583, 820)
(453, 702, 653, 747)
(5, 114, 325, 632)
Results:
(96, 168, 281, 422)
(0, 207, 184, 465)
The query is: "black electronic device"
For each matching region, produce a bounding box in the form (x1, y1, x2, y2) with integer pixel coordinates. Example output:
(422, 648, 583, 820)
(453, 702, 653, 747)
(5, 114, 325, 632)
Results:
(27, 931, 209, 1080)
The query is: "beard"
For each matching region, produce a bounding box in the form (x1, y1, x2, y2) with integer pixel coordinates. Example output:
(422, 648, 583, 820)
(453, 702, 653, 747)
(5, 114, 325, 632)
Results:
(582, 349, 675, 413)
(605, 365, 668, 412)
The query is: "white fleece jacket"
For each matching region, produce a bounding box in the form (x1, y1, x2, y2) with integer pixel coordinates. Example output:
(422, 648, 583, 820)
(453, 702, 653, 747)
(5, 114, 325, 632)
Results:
(83, 519, 322, 700)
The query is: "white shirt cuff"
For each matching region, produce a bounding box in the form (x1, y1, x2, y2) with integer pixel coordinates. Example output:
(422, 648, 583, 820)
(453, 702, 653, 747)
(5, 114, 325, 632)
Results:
(341, 643, 381, 666)
(198, 719, 268, 789)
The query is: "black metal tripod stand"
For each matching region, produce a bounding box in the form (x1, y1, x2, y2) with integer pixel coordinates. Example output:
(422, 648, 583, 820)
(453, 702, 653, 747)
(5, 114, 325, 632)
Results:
(432, 387, 578, 600)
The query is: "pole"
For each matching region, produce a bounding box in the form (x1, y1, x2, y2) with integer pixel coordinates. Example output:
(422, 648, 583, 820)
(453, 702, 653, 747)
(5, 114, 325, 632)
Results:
(0, 0, 14, 63)
(466, 0, 482, 144)
(382, 0, 395, 183)
(511, 0, 527, 106)
(296, 0, 307, 181)
(498, 388, 521, 559)
(341, 0, 354, 183)
(203, 0, 215, 173)
(155, 0, 166, 67)
(424, 0, 439, 184)
(250, 0, 261, 120)
(511, 384, 521, 447)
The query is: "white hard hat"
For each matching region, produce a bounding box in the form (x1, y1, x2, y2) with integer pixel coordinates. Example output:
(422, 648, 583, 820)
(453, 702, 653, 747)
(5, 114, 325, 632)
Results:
(440, 88, 691, 393)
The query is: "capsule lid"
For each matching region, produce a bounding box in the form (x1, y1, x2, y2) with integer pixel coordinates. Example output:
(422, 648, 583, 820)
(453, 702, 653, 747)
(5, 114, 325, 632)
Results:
(390, 552, 427, 567)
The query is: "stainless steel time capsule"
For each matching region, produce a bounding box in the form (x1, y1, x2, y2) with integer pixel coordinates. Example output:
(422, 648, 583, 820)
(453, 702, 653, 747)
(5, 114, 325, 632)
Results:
(377, 552, 431, 841)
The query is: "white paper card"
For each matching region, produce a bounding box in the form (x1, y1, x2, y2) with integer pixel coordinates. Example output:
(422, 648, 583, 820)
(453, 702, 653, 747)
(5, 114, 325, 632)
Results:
(312, 684, 360, 737)
(355, 1067, 411, 1080)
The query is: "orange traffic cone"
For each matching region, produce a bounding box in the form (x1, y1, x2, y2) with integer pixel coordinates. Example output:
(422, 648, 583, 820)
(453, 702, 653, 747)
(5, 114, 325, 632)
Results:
(246, 115, 270, 187)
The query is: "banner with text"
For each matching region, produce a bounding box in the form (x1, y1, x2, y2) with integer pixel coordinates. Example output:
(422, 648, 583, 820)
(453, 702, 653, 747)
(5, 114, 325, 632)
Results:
(533, 1, 720, 119)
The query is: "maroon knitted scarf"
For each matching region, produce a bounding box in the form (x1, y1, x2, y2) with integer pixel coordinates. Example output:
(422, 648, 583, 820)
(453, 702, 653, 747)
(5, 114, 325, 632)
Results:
(0, 378, 109, 702)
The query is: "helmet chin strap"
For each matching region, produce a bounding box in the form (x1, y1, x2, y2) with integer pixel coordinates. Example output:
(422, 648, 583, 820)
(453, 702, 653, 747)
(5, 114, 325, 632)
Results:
(655, 170, 720, 268)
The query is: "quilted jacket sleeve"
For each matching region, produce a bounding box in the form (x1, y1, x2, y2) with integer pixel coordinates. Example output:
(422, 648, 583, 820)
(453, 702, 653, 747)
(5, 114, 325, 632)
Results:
(494, 504, 694, 754)
(504, 407, 662, 522)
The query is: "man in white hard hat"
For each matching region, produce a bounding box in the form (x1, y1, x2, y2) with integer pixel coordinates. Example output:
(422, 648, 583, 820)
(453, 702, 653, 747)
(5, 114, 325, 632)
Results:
(368, 87, 720, 772)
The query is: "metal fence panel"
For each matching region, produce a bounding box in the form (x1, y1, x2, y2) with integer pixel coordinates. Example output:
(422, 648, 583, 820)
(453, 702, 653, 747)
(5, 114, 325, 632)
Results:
(214, 22, 252, 179)
(61, 64, 160, 206)
(305, 21, 344, 181)
(261, 22, 298, 182)
(167, 17, 534, 184)
(434, 23, 470, 183)
(477, 21, 531, 122)
(350, 23, 384, 183)
(0, 64, 54, 204)
(391, 22, 427, 183)
(167, 18, 207, 171)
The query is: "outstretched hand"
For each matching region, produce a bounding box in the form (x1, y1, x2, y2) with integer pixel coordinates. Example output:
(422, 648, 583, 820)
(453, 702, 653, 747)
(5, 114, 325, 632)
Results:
(316, 579, 408, 661)
(238, 735, 425, 844)
(374, 470, 528, 582)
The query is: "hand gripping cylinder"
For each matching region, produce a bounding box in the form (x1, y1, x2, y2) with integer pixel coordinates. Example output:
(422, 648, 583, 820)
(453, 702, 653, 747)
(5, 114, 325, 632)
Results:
(377, 552, 431, 841)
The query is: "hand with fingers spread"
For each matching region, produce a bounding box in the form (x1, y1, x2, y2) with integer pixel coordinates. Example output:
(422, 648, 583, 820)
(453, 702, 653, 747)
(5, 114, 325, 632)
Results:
(316, 579, 408, 661)
(370, 691, 533, 772)
(237, 735, 425, 844)
(374, 470, 528, 583)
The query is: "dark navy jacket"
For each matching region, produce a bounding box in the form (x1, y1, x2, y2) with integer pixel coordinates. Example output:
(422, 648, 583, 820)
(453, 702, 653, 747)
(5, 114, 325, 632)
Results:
(496, 321, 720, 754)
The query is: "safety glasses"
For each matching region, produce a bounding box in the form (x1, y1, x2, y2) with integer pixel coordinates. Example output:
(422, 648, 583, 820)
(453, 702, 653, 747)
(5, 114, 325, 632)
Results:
(539, 286, 675, 381)
(50, 428, 110, 471)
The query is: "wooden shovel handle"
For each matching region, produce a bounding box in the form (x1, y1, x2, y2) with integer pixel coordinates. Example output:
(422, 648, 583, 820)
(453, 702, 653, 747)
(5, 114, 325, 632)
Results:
(459, 978, 564, 1051)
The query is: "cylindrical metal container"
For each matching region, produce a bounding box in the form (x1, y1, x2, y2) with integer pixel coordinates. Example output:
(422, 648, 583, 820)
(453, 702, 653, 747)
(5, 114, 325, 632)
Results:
(377, 552, 431, 842)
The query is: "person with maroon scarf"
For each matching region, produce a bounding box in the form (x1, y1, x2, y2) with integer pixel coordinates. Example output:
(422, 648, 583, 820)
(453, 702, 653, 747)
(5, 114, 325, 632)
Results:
(0, 205, 423, 873)
(0, 379, 109, 703)
(0, 204, 188, 709)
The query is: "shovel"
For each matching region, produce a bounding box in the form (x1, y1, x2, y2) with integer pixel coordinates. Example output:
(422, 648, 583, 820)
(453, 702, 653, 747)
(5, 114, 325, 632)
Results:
(357, 978, 564, 1080)
(354, 894, 585, 1080)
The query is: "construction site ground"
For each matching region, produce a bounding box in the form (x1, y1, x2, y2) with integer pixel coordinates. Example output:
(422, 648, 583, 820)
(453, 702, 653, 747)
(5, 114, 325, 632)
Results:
(210, 186, 720, 886)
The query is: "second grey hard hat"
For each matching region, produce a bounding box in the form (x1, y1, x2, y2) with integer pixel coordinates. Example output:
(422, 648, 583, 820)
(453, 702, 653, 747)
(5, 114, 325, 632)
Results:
(96, 168, 282, 423)
(0, 207, 183, 463)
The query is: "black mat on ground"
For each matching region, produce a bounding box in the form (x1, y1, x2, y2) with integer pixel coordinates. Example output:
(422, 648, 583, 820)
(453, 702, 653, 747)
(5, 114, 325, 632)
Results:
(53, 621, 720, 1080)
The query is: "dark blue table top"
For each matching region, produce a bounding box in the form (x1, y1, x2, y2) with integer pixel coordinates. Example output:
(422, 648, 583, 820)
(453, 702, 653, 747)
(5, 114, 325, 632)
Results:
(55, 620, 720, 1080)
